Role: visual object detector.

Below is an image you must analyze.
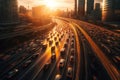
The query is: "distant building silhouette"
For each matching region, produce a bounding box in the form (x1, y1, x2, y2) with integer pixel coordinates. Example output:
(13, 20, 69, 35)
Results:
(32, 5, 49, 19)
(86, 0, 94, 14)
(94, 3, 101, 20)
(95, 3, 100, 10)
(74, 0, 77, 16)
(78, 0, 85, 17)
(0, 0, 19, 26)
(19, 6, 27, 14)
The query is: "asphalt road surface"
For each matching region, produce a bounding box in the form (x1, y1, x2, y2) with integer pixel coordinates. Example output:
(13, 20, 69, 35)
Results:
(0, 18, 120, 80)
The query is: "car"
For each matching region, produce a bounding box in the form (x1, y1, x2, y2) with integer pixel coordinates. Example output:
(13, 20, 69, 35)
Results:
(71, 38, 75, 42)
(43, 63, 50, 71)
(66, 67, 73, 78)
(72, 35, 74, 38)
(61, 35, 64, 39)
(51, 53, 56, 62)
(6, 68, 19, 79)
(47, 38, 50, 41)
(49, 40, 53, 46)
(71, 48, 75, 55)
(71, 42, 74, 48)
(42, 44, 47, 52)
(59, 59, 65, 69)
(64, 43, 68, 48)
(57, 34, 59, 37)
(70, 56, 74, 64)
(32, 53, 39, 59)
(51, 46, 55, 53)
(55, 42, 59, 46)
(54, 37, 57, 41)
(54, 74, 62, 80)
(59, 38, 61, 41)
(22, 60, 32, 68)
(60, 48, 66, 56)
(66, 38, 69, 42)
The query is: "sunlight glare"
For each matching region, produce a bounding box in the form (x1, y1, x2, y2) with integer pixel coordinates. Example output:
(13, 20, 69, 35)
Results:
(44, 0, 57, 9)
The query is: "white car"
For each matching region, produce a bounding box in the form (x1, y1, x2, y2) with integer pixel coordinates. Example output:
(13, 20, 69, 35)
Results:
(59, 59, 65, 68)
(54, 74, 62, 80)
(66, 67, 73, 78)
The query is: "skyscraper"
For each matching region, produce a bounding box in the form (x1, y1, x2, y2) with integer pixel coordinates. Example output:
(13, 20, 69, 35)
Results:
(78, 0, 85, 17)
(74, 0, 77, 15)
(114, 0, 120, 21)
(102, 0, 114, 21)
(94, 3, 101, 20)
(114, 0, 120, 10)
(32, 5, 49, 19)
(86, 0, 94, 14)
(95, 3, 100, 10)
(0, 0, 19, 26)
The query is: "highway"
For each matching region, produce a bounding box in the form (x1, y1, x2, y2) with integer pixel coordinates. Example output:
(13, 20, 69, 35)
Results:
(0, 18, 120, 80)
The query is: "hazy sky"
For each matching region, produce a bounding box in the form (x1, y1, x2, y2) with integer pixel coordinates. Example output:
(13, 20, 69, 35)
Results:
(18, 0, 103, 10)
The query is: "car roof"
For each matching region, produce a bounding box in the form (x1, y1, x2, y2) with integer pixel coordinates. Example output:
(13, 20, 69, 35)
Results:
(60, 59, 65, 62)
(68, 67, 72, 72)
(55, 74, 61, 80)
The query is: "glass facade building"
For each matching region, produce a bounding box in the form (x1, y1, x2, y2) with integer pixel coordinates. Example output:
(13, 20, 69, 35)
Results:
(86, 0, 94, 14)
(102, 0, 120, 21)
(0, 0, 19, 26)
(78, 0, 85, 16)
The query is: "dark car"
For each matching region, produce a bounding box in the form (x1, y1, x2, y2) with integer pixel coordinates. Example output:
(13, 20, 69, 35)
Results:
(60, 48, 66, 56)
(42, 44, 47, 52)
(49, 40, 53, 46)
(70, 56, 74, 64)
(51, 53, 56, 62)
(6, 68, 19, 79)
(55, 42, 59, 46)
(22, 60, 32, 68)
(51, 46, 55, 53)
(43, 63, 50, 71)
(64, 43, 68, 48)
(32, 53, 39, 59)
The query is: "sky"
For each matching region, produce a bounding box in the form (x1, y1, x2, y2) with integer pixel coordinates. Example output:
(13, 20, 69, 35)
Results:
(18, 0, 102, 10)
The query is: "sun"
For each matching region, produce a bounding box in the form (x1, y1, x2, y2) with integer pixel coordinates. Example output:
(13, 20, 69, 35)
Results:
(44, 0, 57, 9)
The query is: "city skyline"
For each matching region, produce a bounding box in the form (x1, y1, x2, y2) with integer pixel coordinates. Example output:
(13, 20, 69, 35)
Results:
(0, 0, 120, 80)
(18, 0, 103, 10)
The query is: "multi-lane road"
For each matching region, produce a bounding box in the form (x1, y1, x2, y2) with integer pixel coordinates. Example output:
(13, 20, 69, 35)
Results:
(0, 18, 120, 80)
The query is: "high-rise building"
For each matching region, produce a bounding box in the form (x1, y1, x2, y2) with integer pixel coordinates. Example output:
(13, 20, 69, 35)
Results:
(94, 3, 101, 20)
(19, 6, 27, 14)
(102, 0, 120, 21)
(95, 3, 100, 10)
(32, 5, 49, 19)
(78, 0, 85, 16)
(86, 0, 94, 14)
(0, 0, 19, 26)
(74, 0, 77, 15)
(114, 0, 120, 21)
(102, 0, 114, 21)
(114, 0, 120, 10)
